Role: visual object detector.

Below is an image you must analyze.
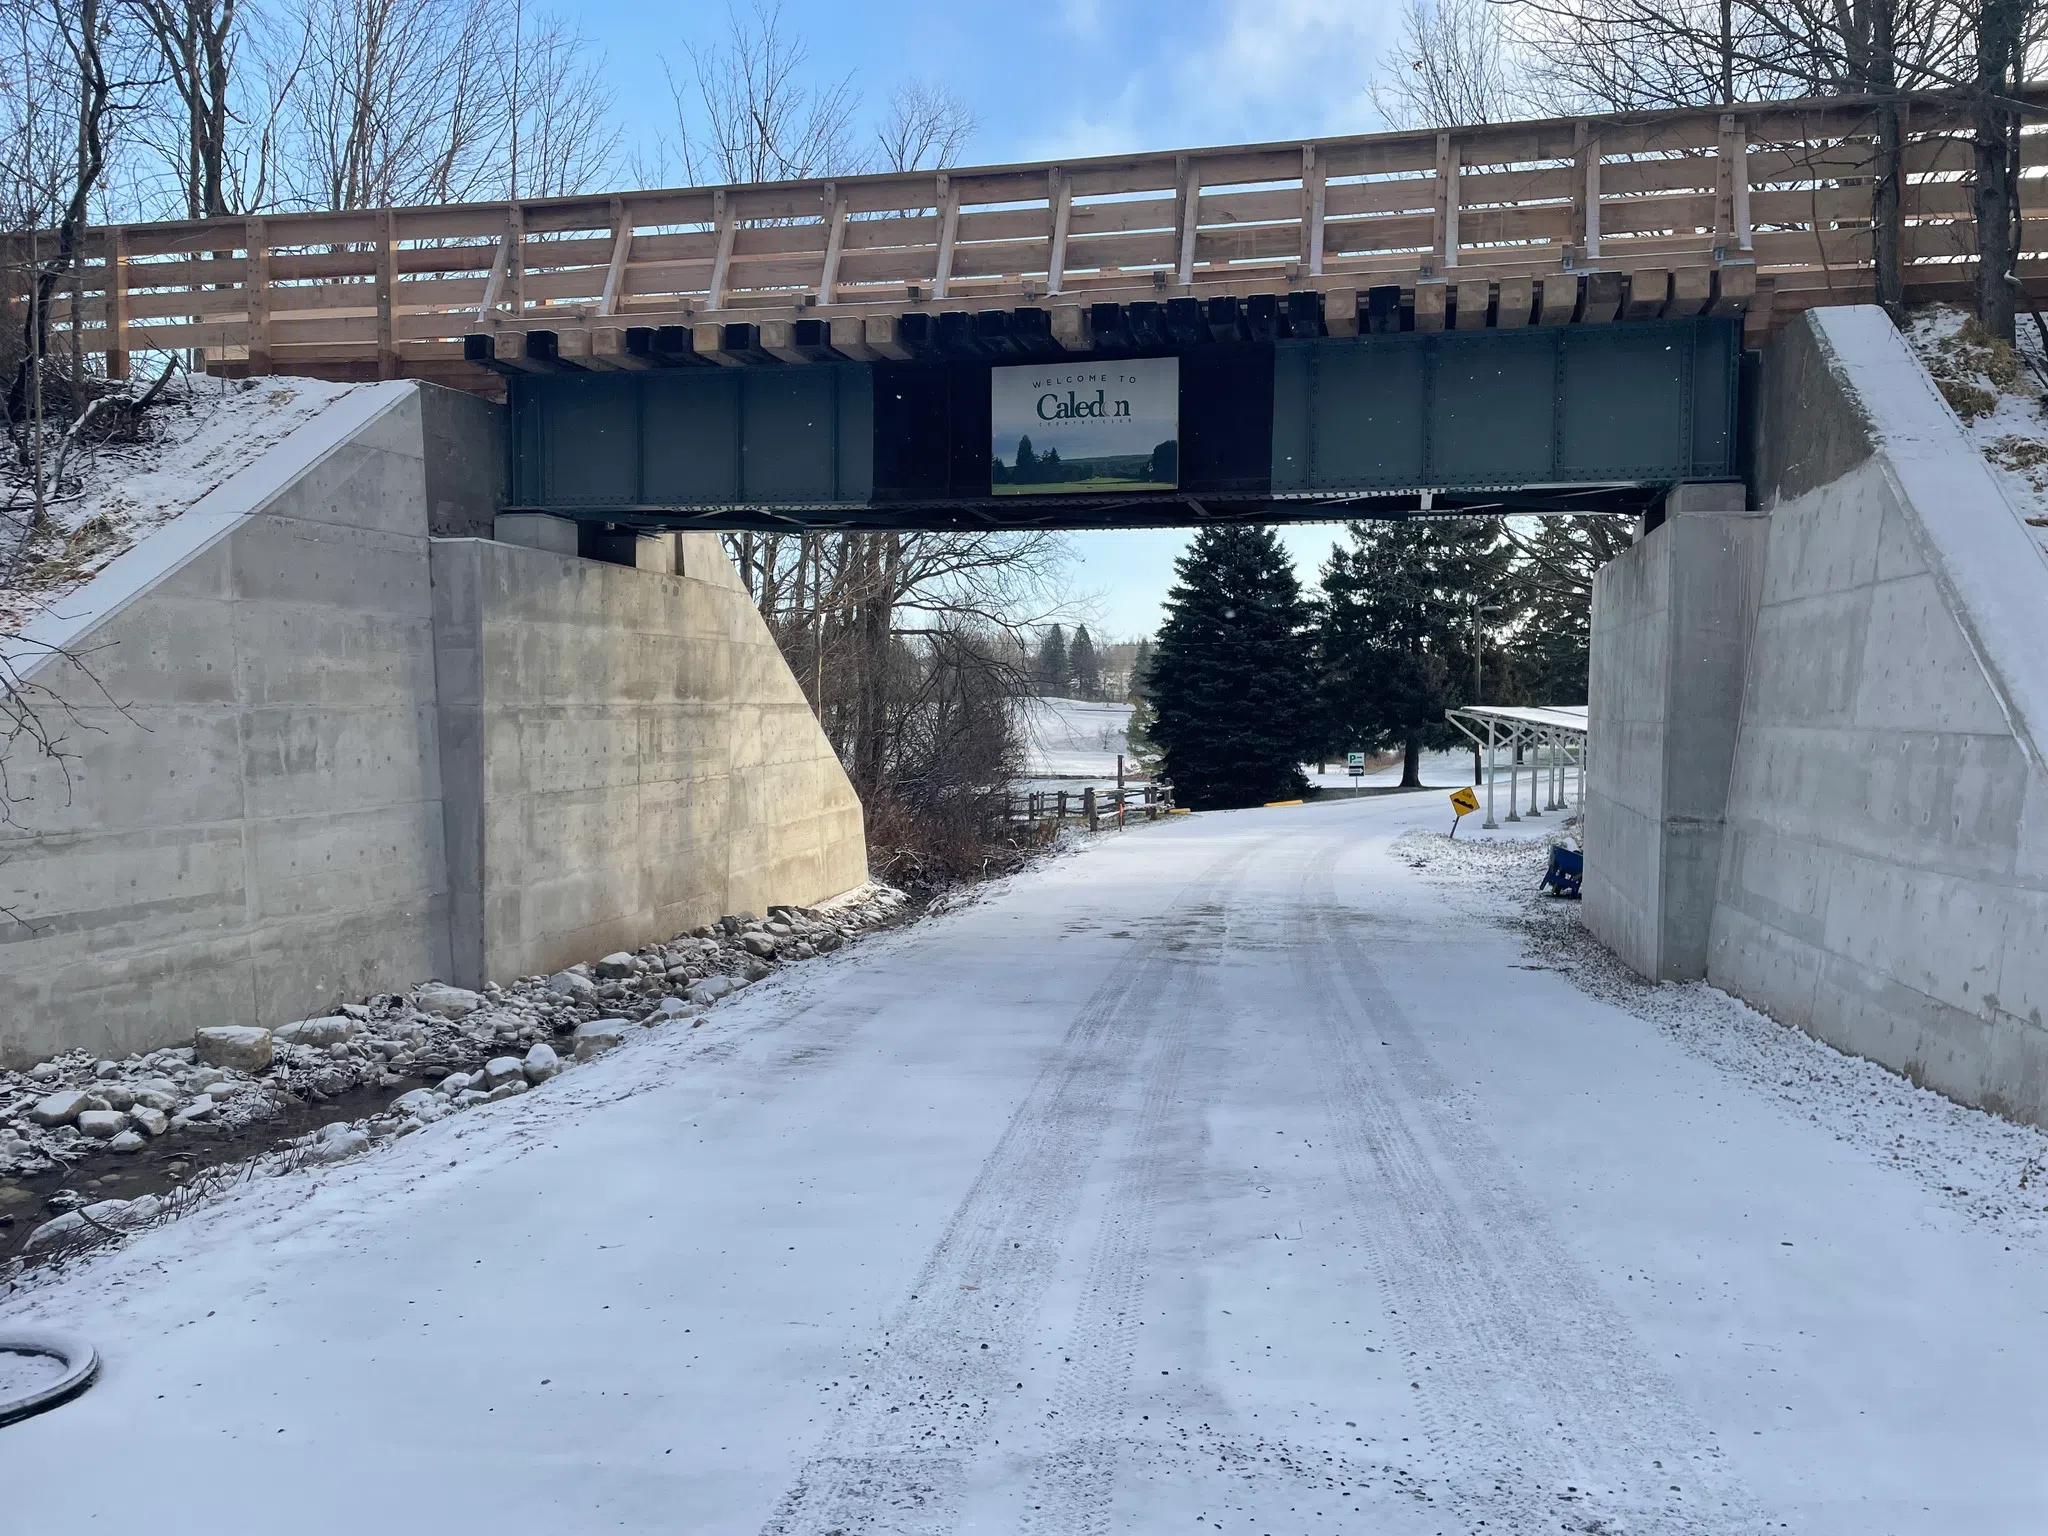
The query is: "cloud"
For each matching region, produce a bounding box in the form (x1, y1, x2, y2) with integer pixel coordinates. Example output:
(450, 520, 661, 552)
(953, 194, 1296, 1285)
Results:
(1017, 0, 1399, 161)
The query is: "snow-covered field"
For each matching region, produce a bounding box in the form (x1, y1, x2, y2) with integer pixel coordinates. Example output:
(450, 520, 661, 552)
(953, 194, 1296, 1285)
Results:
(5, 791, 2045, 1533)
(1, 375, 361, 631)
(1018, 694, 1134, 776)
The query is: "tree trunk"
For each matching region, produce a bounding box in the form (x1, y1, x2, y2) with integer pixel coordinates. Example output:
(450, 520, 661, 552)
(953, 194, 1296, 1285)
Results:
(1974, 0, 2027, 343)
(1868, 0, 1905, 321)
(1401, 739, 1421, 789)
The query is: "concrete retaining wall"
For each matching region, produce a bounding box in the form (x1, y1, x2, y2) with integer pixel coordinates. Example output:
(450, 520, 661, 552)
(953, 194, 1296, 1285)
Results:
(0, 386, 865, 1067)
(432, 532, 865, 985)
(1587, 305, 2048, 1124)
(1584, 484, 1764, 980)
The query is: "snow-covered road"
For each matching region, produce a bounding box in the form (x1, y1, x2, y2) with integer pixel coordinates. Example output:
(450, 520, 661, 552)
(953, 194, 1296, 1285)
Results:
(7, 793, 2047, 1534)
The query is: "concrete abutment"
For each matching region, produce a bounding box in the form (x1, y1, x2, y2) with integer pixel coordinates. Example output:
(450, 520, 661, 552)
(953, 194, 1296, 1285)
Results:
(1586, 306, 2048, 1126)
(0, 384, 865, 1067)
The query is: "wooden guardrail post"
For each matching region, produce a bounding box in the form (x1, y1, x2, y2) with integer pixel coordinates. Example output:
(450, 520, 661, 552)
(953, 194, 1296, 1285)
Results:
(1300, 144, 1326, 278)
(1574, 122, 1601, 262)
(375, 208, 398, 379)
(1433, 132, 1459, 273)
(104, 226, 130, 382)
(1083, 785, 1097, 831)
(245, 216, 271, 375)
(1047, 169, 1072, 296)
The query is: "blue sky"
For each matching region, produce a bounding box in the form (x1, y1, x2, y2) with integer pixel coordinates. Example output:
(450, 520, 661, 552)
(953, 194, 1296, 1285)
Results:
(573, 0, 1404, 637)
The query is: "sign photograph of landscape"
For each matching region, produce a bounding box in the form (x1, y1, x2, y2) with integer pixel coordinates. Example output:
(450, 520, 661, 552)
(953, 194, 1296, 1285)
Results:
(991, 357, 1179, 496)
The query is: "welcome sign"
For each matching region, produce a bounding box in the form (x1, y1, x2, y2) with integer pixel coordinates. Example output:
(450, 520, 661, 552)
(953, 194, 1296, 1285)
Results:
(991, 357, 1179, 496)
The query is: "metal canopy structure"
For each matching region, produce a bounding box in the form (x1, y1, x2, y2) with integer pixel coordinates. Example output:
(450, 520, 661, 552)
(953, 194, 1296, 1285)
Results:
(1445, 704, 1588, 830)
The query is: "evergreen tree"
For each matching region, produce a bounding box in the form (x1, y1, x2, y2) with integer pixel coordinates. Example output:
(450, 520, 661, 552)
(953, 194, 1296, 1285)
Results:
(1318, 518, 1509, 787)
(1150, 526, 1317, 809)
(1130, 637, 1153, 694)
(1069, 624, 1102, 699)
(1034, 623, 1070, 695)
(1497, 515, 1623, 704)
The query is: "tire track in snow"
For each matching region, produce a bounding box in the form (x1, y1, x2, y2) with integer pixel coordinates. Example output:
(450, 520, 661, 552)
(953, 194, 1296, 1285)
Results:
(1290, 836, 1774, 1535)
(1007, 901, 1218, 1536)
(758, 838, 1261, 1536)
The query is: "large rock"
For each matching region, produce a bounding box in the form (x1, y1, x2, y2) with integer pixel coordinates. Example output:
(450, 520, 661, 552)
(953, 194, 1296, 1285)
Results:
(740, 933, 779, 958)
(76, 1110, 129, 1139)
(523, 1042, 560, 1083)
(571, 1019, 630, 1060)
(129, 1106, 170, 1138)
(276, 1015, 360, 1048)
(194, 1026, 274, 1072)
(108, 1130, 147, 1154)
(478, 1056, 525, 1090)
(686, 976, 741, 1007)
(414, 984, 485, 1018)
(593, 952, 639, 978)
(485, 1080, 529, 1103)
(390, 1088, 440, 1118)
(29, 1090, 91, 1128)
(305, 1122, 370, 1164)
(547, 970, 599, 1003)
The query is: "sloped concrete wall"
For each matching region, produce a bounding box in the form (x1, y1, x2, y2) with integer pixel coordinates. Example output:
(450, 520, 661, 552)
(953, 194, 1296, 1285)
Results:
(432, 531, 866, 985)
(0, 387, 866, 1067)
(0, 385, 451, 1065)
(1707, 308, 2048, 1124)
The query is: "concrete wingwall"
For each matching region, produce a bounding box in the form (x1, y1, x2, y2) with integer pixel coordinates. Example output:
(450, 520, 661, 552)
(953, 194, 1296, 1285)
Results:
(1587, 305, 2048, 1125)
(0, 385, 865, 1068)
(432, 533, 866, 986)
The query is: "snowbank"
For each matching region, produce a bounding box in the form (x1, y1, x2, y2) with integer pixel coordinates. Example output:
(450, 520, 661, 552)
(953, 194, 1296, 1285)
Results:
(1, 376, 364, 635)
(1902, 305, 2048, 562)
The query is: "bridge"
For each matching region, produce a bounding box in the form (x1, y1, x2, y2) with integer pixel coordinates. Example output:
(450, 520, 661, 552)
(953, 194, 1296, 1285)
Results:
(47, 89, 2040, 528)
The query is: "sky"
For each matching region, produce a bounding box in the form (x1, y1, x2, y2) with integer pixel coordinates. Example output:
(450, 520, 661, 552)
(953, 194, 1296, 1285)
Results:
(569, 0, 1410, 639)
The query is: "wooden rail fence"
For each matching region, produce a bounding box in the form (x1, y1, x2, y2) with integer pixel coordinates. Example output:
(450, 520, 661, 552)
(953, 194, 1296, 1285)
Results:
(18, 88, 2048, 393)
(1008, 783, 1175, 830)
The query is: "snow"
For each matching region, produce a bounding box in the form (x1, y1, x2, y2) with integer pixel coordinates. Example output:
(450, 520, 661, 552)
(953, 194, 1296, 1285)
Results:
(1, 376, 393, 670)
(1017, 694, 1134, 776)
(5, 789, 2046, 1531)
(1825, 305, 2048, 766)
(1902, 303, 2048, 560)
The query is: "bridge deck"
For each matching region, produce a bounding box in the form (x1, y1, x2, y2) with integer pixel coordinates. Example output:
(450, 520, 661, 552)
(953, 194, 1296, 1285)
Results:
(34, 88, 2048, 396)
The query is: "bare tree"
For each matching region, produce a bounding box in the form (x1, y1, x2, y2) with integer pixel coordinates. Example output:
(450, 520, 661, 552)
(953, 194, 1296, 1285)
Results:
(494, 1, 621, 199)
(666, 1, 857, 185)
(1372, 0, 1530, 127)
(875, 79, 976, 172)
(125, 0, 239, 218)
(1973, 0, 2034, 341)
(1506, 0, 1997, 321)
(272, 0, 504, 210)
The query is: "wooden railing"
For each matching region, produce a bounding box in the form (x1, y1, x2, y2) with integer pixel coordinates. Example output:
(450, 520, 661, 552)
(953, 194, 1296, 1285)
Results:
(1007, 783, 1175, 830)
(26, 87, 2048, 390)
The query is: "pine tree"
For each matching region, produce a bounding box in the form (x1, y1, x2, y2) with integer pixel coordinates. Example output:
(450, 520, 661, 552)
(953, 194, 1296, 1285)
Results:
(1069, 625, 1102, 700)
(1318, 518, 1509, 787)
(1149, 526, 1317, 809)
(1034, 624, 1070, 695)
(1498, 515, 1623, 704)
